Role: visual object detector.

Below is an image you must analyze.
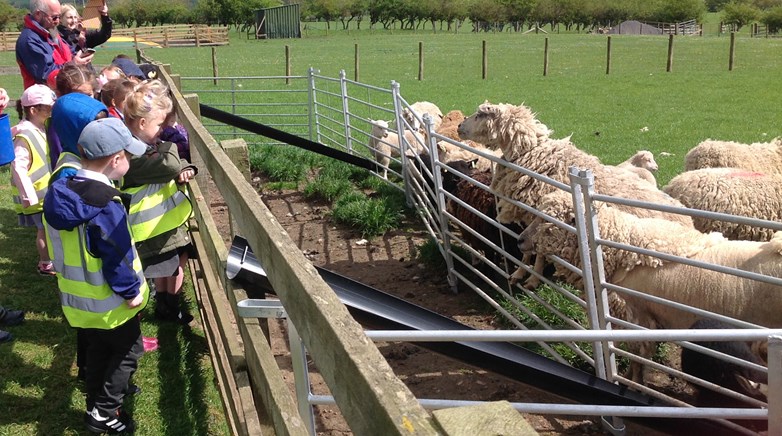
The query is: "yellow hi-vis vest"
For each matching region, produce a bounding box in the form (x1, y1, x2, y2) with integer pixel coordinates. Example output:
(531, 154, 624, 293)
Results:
(51, 151, 81, 180)
(12, 128, 51, 215)
(44, 200, 149, 329)
(122, 181, 192, 242)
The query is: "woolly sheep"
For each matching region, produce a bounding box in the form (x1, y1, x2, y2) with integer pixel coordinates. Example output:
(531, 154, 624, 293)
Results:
(663, 168, 782, 241)
(684, 138, 782, 174)
(368, 119, 426, 180)
(445, 169, 522, 265)
(456, 102, 692, 229)
(522, 191, 782, 382)
(617, 150, 658, 185)
(402, 101, 443, 132)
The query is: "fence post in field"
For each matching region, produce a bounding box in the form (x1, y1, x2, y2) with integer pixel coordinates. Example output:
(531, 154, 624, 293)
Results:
(285, 45, 291, 85)
(769, 335, 782, 435)
(482, 40, 487, 79)
(605, 36, 611, 75)
(354, 43, 359, 82)
(164, 27, 169, 48)
(418, 41, 424, 80)
(666, 34, 674, 72)
(543, 37, 549, 76)
(133, 30, 138, 52)
(729, 32, 736, 71)
(195, 25, 201, 48)
(212, 47, 219, 85)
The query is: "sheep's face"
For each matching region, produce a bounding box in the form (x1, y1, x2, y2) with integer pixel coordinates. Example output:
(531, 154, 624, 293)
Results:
(458, 102, 551, 159)
(442, 110, 465, 125)
(369, 120, 390, 138)
(401, 108, 422, 131)
(634, 151, 658, 172)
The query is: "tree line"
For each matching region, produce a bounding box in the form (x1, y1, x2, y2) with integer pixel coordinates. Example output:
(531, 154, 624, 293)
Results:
(0, 0, 780, 34)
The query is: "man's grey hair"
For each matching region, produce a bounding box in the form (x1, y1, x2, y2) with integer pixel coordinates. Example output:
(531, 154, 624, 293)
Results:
(30, 0, 50, 14)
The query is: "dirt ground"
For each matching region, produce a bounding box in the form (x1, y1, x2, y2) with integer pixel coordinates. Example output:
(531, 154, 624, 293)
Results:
(209, 174, 671, 435)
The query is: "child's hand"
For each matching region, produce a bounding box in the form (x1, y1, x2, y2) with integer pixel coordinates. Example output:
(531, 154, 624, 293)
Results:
(0, 88, 8, 114)
(126, 292, 144, 308)
(177, 168, 195, 184)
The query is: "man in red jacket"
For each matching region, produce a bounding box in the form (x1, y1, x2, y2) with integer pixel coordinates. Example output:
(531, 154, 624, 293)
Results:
(16, 0, 93, 90)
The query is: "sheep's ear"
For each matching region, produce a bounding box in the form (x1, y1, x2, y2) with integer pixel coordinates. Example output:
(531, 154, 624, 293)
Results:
(478, 102, 501, 116)
(736, 375, 768, 399)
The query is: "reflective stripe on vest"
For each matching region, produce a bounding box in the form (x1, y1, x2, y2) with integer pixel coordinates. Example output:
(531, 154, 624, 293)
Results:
(44, 201, 149, 329)
(12, 128, 51, 214)
(123, 181, 192, 242)
(52, 151, 82, 179)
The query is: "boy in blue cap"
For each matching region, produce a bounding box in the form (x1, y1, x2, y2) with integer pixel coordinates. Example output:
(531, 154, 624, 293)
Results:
(43, 117, 149, 434)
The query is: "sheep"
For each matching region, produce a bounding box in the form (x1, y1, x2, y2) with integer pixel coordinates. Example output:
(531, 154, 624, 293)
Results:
(368, 119, 427, 180)
(663, 167, 782, 241)
(445, 169, 522, 266)
(617, 150, 658, 185)
(456, 101, 693, 231)
(684, 137, 782, 174)
(522, 191, 782, 383)
(680, 318, 768, 412)
(436, 110, 466, 142)
(402, 101, 443, 133)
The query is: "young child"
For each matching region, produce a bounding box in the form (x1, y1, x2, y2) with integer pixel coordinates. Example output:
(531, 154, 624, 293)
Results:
(100, 78, 134, 120)
(11, 84, 57, 275)
(122, 79, 197, 324)
(49, 62, 97, 169)
(158, 106, 190, 163)
(50, 92, 109, 182)
(43, 117, 148, 434)
(96, 65, 126, 100)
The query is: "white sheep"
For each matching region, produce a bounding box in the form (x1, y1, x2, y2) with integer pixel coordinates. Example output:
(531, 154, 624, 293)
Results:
(402, 101, 443, 132)
(663, 167, 782, 241)
(684, 137, 782, 174)
(368, 119, 426, 180)
(617, 150, 658, 185)
(456, 102, 692, 230)
(522, 191, 782, 382)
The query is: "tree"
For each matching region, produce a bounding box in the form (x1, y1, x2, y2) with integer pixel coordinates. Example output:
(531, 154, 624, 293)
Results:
(722, 0, 760, 30)
(762, 5, 782, 31)
(0, 0, 22, 31)
(649, 0, 706, 23)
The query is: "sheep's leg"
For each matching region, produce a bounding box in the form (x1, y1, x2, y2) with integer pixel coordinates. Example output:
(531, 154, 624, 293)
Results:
(523, 254, 545, 290)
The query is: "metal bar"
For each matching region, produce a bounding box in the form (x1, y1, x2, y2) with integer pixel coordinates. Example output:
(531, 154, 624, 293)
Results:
(363, 329, 782, 342)
(288, 319, 317, 436)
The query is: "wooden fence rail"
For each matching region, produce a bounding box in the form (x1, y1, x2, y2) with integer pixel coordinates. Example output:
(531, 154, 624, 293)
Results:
(0, 24, 228, 52)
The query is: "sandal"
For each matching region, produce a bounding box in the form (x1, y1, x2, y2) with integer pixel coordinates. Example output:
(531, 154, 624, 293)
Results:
(38, 261, 56, 276)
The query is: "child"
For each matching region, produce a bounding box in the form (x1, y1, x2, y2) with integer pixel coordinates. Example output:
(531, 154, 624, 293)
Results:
(50, 92, 109, 182)
(11, 84, 57, 275)
(96, 65, 126, 100)
(43, 118, 148, 434)
(159, 105, 190, 163)
(100, 78, 134, 120)
(49, 62, 97, 169)
(122, 80, 197, 324)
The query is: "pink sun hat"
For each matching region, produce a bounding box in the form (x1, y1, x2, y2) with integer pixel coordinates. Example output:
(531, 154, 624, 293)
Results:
(20, 84, 56, 107)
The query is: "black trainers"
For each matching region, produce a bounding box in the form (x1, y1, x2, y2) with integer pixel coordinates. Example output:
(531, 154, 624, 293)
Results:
(0, 330, 12, 343)
(1, 310, 24, 326)
(85, 407, 135, 434)
(124, 384, 141, 397)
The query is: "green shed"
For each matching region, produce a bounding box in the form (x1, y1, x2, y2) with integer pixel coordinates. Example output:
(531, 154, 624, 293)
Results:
(255, 4, 301, 39)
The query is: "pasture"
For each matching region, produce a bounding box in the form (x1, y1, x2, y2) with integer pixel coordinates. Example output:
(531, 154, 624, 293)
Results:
(135, 29, 782, 186)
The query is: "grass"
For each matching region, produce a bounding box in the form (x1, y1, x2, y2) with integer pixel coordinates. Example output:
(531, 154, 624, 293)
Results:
(0, 168, 229, 435)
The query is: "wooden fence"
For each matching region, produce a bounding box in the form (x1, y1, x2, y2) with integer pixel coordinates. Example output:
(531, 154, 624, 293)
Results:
(0, 24, 228, 52)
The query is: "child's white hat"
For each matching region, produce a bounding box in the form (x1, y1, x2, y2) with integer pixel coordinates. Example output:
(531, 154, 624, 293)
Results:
(20, 84, 56, 107)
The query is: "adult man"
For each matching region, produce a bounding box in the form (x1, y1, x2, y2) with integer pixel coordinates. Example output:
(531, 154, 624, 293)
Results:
(16, 0, 93, 89)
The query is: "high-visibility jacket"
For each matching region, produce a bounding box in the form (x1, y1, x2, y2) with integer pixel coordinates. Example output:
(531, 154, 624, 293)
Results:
(45, 199, 149, 329)
(12, 128, 50, 214)
(51, 151, 81, 180)
(122, 181, 192, 242)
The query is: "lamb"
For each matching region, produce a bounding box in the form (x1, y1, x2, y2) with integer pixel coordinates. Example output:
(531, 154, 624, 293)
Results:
(402, 101, 443, 132)
(436, 110, 466, 142)
(680, 318, 768, 412)
(456, 102, 693, 230)
(617, 150, 658, 185)
(368, 119, 427, 180)
(684, 137, 782, 174)
(663, 167, 782, 241)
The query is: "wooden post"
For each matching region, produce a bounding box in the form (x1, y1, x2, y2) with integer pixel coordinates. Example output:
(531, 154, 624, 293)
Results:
(543, 37, 549, 76)
(354, 43, 359, 82)
(133, 29, 138, 52)
(195, 25, 201, 48)
(482, 40, 487, 80)
(183, 93, 210, 207)
(212, 46, 219, 85)
(605, 36, 611, 75)
(729, 32, 736, 71)
(285, 45, 291, 85)
(164, 27, 169, 48)
(418, 41, 423, 81)
(666, 34, 674, 72)
(221, 138, 251, 239)
(170, 73, 182, 93)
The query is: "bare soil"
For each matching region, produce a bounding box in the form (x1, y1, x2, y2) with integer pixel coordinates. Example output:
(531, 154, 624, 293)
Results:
(208, 174, 669, 435)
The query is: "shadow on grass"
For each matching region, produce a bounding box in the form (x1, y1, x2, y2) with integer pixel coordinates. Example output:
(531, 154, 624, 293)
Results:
(156, 321, 212, 435)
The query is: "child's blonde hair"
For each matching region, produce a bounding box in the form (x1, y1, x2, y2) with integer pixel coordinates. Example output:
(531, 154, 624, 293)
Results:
(124, 79, 173, 122)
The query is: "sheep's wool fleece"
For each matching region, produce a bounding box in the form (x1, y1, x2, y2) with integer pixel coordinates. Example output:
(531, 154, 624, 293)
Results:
(684, 138, 782, 175)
